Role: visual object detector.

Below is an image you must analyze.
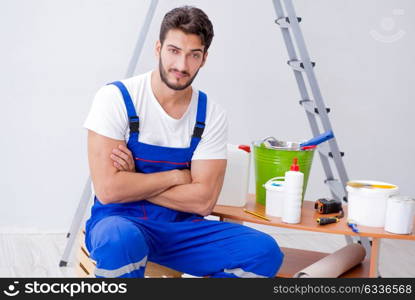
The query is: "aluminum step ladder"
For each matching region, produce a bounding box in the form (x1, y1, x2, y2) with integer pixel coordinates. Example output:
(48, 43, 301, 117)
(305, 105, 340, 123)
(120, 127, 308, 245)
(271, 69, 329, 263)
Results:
(272, 0, 373, 260)
(273, 0, 349, 202)
(273, 0, 349, 203)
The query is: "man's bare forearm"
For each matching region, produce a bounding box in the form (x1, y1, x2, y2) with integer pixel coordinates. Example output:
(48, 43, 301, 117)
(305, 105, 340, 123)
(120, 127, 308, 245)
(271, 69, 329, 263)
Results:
(99, 170, 181, 204)
(147, 181, 219, 216)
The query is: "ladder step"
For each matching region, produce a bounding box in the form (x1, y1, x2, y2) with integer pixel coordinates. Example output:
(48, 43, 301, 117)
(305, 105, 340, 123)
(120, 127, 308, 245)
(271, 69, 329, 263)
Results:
(287, 59, 316, 71)
(299, 99, 330, 115)
(329, 151, 345, 158)
(275, 16, 302, 28)
(318, 144, 344, 158)
(324, 179, 347, 202)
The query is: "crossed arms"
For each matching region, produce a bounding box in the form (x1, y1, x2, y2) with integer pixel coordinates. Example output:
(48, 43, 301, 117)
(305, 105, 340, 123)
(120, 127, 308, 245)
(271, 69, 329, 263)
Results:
(87, 130, 227, 216)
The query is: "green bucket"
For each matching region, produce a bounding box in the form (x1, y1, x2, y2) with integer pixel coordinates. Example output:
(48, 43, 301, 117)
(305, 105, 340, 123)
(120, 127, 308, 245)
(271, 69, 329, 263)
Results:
(253, 140, 315, 205)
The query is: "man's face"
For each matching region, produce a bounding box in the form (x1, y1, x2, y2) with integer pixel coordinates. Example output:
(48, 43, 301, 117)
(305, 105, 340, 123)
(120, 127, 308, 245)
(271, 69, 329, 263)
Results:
(156, 29, 207, 91)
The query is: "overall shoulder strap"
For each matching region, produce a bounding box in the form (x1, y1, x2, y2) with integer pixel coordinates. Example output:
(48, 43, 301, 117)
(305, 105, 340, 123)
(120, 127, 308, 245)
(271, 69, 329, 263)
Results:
(189, 91, 207, 151)
(107, 81, 140, 133)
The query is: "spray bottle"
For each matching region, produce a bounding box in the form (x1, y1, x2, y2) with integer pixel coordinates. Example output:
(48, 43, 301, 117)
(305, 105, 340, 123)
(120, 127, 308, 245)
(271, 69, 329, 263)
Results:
(282, 157, 304, 224)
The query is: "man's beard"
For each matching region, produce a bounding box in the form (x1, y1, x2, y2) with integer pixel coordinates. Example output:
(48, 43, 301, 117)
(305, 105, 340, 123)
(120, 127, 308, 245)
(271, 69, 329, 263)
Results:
(159, 57, 200, 91)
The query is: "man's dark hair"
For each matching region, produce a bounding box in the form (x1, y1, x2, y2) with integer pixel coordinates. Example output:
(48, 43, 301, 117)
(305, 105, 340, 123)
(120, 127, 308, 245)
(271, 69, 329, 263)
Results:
(159, 6, 214, 52)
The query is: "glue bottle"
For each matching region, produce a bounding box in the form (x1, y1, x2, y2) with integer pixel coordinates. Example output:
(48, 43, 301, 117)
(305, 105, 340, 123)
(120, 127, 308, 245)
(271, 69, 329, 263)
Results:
(282, 157, 304, 224)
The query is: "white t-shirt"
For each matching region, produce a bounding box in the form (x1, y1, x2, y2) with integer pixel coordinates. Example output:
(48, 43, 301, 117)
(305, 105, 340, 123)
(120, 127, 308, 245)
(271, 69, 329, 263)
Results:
(83, 71, 228, 160)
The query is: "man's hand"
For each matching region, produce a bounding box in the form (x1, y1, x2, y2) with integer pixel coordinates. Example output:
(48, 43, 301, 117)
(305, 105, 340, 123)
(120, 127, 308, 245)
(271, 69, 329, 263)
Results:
(110, 144, 192, 185)
(110, 145, 136, 172)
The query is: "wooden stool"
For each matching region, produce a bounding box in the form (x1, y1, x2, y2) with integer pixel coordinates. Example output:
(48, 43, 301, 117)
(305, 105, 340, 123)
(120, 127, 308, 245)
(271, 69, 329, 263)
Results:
(75, 228, 183, 278)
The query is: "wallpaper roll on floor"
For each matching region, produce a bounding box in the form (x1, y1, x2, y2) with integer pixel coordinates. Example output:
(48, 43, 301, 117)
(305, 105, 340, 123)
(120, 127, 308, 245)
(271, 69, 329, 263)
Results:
(294, 243, 366, 278)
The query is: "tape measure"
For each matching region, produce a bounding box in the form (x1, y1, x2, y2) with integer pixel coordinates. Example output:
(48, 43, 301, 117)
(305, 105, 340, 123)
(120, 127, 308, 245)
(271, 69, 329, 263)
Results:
(315, 198, 344, 225)
(314, 198, 342, 214)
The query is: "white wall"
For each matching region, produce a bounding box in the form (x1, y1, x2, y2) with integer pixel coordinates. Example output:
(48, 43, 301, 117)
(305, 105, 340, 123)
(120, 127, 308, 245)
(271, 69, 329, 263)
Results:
(1, 0, 413, 232)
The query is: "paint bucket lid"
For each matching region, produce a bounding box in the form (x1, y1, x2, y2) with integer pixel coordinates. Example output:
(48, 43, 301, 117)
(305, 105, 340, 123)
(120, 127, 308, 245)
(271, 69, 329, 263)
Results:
(388, 195, 415, 203)
(346, 180, 399, 195)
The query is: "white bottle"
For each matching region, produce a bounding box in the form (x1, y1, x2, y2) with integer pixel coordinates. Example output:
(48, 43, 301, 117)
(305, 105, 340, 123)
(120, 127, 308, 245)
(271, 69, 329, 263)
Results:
(282, 157, 304, 224)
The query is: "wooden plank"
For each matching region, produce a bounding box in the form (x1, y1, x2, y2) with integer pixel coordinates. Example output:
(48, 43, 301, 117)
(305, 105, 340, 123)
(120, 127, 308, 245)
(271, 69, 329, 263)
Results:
(277, 247, 327, 277)
(277, 247, 369, 278)
(212, 194, 415, 240)
(145, 262, 183, 278)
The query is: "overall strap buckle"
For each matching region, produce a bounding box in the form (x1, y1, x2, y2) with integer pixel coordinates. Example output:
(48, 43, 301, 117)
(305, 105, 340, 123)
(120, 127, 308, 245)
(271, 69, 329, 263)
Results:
(192, 121, 205, 139)
(129, 116, 140, 133)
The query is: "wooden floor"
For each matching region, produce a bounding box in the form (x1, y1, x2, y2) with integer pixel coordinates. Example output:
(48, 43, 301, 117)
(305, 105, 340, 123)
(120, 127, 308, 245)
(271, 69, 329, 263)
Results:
(0, 223, 414, 277)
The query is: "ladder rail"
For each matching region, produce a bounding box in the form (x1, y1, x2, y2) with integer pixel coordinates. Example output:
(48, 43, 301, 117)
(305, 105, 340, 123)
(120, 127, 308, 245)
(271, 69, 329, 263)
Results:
(125, 0, 159, 77)
(59, 177, 92, 266)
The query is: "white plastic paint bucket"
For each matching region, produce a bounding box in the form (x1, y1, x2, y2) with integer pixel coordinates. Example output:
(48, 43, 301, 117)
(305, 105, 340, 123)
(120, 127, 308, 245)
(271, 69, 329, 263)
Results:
(346, 180, 399, 227)
(264, 177, 285, 217)
(384, 195, 415, 234)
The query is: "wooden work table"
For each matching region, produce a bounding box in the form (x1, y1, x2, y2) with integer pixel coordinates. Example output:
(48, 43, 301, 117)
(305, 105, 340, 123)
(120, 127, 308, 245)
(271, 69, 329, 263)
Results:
(211, 194, 415, 278)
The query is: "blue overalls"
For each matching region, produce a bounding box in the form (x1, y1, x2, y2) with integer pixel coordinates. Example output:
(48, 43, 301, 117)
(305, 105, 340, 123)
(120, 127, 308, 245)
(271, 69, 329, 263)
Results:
(85, 81, 284, 278)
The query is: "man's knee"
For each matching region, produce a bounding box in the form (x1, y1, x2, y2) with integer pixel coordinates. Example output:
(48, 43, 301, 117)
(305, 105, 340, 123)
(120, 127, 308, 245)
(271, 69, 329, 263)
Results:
(89, 216, 147, 253)
(254, 233, 284, 275)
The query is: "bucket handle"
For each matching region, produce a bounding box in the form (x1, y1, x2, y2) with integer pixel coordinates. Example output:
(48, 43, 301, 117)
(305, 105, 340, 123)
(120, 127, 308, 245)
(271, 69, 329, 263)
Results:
(261, 136, 278, 143)
(263, 176, 285, 188)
